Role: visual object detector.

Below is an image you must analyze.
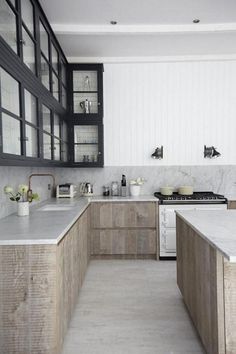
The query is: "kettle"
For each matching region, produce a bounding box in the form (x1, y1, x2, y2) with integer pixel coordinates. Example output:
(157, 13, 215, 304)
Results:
(80, 99, 92, 114)
(80, 182, 93, 196)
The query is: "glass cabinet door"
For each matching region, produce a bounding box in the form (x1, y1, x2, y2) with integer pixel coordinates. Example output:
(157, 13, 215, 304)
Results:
(21, 0, 34, 35)
(25, 124, 38, 157)
(73, 125, 102, 164)
(0, 67, 20, 116)
(22, 27, 35, 73)
(73, 70, 98, 114)
(2, 112, 21, 155)
(0, 0, 18, 54)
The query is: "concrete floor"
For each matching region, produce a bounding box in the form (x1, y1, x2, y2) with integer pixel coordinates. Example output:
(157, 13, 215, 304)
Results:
(62, 260, 205, 354)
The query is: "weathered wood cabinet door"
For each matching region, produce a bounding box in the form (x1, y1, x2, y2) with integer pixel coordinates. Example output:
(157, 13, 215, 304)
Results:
(91, 202, 158, 259)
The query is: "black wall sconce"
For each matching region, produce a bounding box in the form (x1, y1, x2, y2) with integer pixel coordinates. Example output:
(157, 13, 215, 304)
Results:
(151, 146, 163, 159)
(204, 145, 221, 159)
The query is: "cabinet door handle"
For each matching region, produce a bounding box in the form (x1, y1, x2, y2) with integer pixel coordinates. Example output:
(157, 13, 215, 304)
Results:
(19, 39, 26, 45)
(98, 151, 102, 155)
(97, 102, 101, 106)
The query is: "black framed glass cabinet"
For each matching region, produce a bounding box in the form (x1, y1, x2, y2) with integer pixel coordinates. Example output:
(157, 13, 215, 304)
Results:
(0, 0, 104, 167)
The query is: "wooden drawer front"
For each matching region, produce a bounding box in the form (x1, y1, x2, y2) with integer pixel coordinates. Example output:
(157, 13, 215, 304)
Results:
(91, 229, 156, 255)
(91, 202, 156, 228)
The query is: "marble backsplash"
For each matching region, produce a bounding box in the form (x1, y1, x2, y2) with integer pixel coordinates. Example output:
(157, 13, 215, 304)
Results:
(56, 165, 236, 199)
(1, 165, 236, 219)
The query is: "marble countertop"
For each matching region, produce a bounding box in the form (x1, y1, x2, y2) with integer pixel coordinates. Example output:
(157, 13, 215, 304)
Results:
(176, 210, 236, 262)
(0, 195, 158, 246)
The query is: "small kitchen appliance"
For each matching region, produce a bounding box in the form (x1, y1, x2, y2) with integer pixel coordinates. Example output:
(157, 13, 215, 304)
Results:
(154, 191, 228, 259)
(56, 184, 77, 198)
(79, 182, 93, 196)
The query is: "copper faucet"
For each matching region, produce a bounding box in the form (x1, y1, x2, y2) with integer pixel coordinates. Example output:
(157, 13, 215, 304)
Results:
(27, 173, 56, 202)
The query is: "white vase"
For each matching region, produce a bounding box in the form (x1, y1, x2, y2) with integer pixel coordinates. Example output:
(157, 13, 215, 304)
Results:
(130, 185, 141, 197)
(17, 201, 29, 216)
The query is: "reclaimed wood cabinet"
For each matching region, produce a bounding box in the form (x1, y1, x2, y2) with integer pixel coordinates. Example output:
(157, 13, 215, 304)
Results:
(0, 206, 90, 354)
(91, 202, 158, 259)
(176, 215, 236, 354)
(228, 201, 236, 209)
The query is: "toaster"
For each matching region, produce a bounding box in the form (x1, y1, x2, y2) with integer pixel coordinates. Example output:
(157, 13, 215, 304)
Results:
(56, 184, 77, 198)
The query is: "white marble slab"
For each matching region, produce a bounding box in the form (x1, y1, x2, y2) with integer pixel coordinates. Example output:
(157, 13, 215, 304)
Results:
(176, 210, 236, 262)
(0, 196, 158, 246)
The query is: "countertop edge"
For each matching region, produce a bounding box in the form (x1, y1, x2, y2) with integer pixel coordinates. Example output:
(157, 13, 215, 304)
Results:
(0, 196, 159, 246)
(176, 211, 234, 262)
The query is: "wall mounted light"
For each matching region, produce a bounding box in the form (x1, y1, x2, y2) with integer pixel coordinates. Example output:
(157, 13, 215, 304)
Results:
(204, 145, 221, 159)
(151, 146, 163, 159)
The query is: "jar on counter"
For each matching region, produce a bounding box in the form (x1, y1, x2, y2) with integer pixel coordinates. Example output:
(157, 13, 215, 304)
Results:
(103, 186, 110, 196)
(111, 181, 119, 196)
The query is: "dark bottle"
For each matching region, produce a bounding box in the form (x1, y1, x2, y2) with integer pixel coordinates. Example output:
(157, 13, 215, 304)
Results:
(121, 174, 127, 197)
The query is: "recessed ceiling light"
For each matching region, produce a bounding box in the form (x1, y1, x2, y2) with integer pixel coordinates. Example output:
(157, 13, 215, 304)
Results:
(110, 21, 117, 25)
(193, 19, 200, 23)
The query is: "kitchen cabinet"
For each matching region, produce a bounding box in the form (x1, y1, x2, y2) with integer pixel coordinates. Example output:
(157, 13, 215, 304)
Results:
(228, 201, 236, 209)
(0, 0, 69, 167)
(69, 64, 103, 119)
(0, 206, 90, 354)
(73, 123, 104, 166)
(91, 202, 158, 259)
(68, 64, 104, 167)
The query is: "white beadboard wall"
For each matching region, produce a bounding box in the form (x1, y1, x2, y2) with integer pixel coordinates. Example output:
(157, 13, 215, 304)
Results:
(104, 61, 236, 166)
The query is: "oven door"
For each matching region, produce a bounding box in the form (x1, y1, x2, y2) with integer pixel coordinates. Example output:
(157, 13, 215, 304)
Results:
(164, 229, 176, 252)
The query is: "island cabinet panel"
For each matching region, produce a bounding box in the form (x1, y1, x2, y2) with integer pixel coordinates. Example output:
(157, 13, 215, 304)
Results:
(91, 202, 158, 259)
(0, 207, 90, 354)
(224, 262, 236, 354)
(177, 215, 236, 354)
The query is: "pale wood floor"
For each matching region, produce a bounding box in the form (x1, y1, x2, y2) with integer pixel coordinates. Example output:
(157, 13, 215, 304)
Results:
(62, 260, 205, 354)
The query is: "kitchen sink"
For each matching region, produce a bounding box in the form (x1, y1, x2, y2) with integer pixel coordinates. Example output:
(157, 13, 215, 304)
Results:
(38, 204, 75, 211)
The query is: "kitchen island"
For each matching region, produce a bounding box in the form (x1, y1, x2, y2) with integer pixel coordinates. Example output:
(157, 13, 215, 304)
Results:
(176, 210, 236, 354)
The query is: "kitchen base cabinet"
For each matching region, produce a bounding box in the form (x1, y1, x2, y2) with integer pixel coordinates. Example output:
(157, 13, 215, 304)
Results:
(91, 202, 158, 259)
(228, 201, 236, 209)
(0, 207, 90, 354)
(176, 216, 236, 354)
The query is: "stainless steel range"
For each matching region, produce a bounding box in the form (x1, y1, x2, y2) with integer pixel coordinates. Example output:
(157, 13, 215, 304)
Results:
(154, 192, 228, 259)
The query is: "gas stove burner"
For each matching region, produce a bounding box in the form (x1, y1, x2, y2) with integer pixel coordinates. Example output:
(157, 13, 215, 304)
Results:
(154, 191, 227, 205)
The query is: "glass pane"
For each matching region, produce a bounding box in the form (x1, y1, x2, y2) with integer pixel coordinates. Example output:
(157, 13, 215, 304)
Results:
(43, 133, 51, 159)
(61, 142, 68, 162)
(74, 144, 98, 163)
(21, 0, 34, 35)
(54, 113, 60, 138)
(39, 21, 49, 59)
(51, 44, 58, 74)
(74, 125, 98, 144)
(41, 55, 49, 90)
(62, 120, 67, 142)
(24, 89, 37, 125)
(62, 86, 67, 109)
(73, 93, 98, 114)
(0, 67, 20, 116)
(52, 72, 59, 100)
(42, 105, 51, 133)
(0, 0, 17, 53)
(22, 27, 35, 73)
(54, 138, 60, 160)
(8, 0, 15, 6)
(25, 124, 38, 157)
(61, 60, 66, 86)
(73, 71, 97, 91)
(2, 113, 21, 155)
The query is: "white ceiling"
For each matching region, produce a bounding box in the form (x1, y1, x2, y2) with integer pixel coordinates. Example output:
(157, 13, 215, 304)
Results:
(39, 0, 236, 61)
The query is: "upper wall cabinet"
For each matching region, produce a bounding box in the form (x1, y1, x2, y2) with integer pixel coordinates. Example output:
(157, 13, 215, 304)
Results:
(68, 64, 103, 121)
(0, 0, 69, 166)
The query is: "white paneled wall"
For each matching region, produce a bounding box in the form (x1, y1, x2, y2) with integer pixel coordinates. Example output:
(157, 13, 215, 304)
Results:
(104, 61, 236, 166)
